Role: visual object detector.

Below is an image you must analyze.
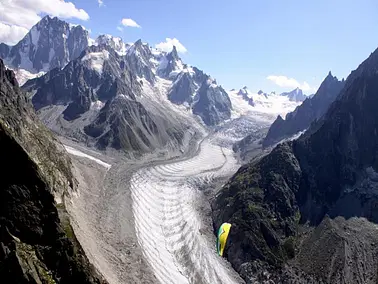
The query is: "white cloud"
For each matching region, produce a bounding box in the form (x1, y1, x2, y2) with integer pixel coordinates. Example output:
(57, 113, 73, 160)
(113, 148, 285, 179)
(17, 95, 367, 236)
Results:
(155, 38, 187, 54)
(0, 0, 89, 45)
(267, 75, 312, 92)
(117, 26, 123, 32)
(121, 18, 141, 28)
(0, 23, 29, 45)
(98, 0, 104, 7)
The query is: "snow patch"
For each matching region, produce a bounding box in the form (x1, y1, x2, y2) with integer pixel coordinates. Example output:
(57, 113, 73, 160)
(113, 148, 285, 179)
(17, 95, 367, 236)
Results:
(90, 100, 105, 110)
(64, 145, 111, 169)
(81, 50, 110, 75)
(228, 89, 302, 118)
(6, 66, 45, 86)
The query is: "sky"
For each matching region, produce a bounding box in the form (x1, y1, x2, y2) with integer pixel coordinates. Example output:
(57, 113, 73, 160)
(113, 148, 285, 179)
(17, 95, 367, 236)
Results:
(1, 0, 378, 94)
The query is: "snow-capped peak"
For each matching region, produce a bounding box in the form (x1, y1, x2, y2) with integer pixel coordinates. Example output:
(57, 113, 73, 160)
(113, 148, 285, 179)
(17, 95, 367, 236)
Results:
(95, 34, 129, 56)
(228, 86, 304, 118)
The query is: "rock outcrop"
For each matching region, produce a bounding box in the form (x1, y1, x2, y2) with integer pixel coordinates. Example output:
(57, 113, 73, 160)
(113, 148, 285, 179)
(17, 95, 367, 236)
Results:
(0, 59, 104, 283)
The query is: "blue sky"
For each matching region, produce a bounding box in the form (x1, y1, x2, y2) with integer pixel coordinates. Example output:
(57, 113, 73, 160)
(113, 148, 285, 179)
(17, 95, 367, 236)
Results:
(2, 0, 378, 94)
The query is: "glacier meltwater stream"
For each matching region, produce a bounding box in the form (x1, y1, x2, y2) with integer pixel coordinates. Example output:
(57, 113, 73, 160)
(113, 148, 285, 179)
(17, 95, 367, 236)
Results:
(131, 139, 241, 284)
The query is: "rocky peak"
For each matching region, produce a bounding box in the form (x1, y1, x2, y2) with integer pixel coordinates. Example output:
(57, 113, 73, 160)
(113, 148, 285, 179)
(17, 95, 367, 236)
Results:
(126, 39, 155, 82)
(0, 59, 17, 86)
(1, 15, 89, 74)
(157, 45, 184, 79)
(280, 87, 306, 102)
(193, 79, 232, 125)
(168, 46, 180, 61)
(263, 72, 344, 147)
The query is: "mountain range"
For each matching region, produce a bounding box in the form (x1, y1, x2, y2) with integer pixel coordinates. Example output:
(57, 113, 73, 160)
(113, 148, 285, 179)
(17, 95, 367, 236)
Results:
(0, 16, 234, 154)
(0, 15, 305, 155)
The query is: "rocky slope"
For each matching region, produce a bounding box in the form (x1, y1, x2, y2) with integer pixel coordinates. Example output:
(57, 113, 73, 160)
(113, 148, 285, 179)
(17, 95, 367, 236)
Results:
(213, 47, 378, 283)
(0, 59, 104, 283)
(263, 72, 345, 147)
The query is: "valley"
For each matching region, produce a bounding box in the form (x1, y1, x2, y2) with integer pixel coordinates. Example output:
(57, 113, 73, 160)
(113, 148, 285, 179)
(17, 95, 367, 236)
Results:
(1, 3, 377, 283)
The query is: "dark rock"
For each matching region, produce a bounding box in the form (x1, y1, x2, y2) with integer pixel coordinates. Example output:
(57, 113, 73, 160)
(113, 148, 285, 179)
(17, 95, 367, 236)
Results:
(193, 80, 232, 125)
(213, 47, 378, 283)
(168, 72, 196, 104)
(0, 59, 105, 283)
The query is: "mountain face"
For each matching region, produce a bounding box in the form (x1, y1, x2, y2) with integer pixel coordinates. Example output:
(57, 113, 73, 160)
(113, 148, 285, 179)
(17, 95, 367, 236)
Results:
(263, 72, 345, 147)
(213, 48, 378, 283)
(192, 79, 232, 125)
(1, 16, 89, 73)
(167, 65, 232, 125)
(280, 87, 306, 102)
(0, 59, 103, 283)
(23, 45, 185, 153)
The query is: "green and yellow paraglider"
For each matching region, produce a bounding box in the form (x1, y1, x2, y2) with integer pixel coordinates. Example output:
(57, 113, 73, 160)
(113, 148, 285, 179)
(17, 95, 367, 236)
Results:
(216, 223, 231, 257)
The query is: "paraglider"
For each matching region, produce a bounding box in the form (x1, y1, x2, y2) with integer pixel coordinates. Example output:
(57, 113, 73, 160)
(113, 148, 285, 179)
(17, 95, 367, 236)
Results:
(216, 223, 231, 257)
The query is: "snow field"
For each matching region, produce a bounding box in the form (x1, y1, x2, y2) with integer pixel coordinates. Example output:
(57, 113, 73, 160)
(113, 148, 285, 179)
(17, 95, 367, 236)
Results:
(64, 145, 111, 169)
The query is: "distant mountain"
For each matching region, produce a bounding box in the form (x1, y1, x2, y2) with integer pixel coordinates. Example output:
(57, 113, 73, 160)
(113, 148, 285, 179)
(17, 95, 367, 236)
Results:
(263, 72, 345, 147)
(280, 87, 307, 102)
(1, 16, 89, 73)
(0, 59, 103, 283)
(213, 47, 378, 283)
(227, 86, 303, 118)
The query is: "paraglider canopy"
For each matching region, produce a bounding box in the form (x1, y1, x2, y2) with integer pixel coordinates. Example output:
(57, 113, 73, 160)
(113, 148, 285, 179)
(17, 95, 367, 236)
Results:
(216, 223, 231, 257)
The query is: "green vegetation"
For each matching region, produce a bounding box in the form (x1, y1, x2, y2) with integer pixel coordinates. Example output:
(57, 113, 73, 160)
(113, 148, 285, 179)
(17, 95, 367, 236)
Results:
(15, 239, 57, 284)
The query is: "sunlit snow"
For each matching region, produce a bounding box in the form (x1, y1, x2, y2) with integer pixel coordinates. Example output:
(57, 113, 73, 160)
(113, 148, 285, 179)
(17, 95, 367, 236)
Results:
(81, 50, 110, 75)
(228, 88, 302, 118)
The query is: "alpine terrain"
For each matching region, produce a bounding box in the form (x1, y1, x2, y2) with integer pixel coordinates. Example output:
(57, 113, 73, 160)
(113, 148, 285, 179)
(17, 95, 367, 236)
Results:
(0, 58, 104, 283)
(0, 4, 373, 284)
(263, 72, 345, 148)
(213, 47, 378, 283)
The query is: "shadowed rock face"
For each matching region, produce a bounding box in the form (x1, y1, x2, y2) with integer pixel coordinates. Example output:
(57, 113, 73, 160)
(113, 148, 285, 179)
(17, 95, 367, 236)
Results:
(213, 48, 378, 283)
(192, 81, 232, 126)
(0, 59, 104, 283)
(263, 72, 345, 147)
